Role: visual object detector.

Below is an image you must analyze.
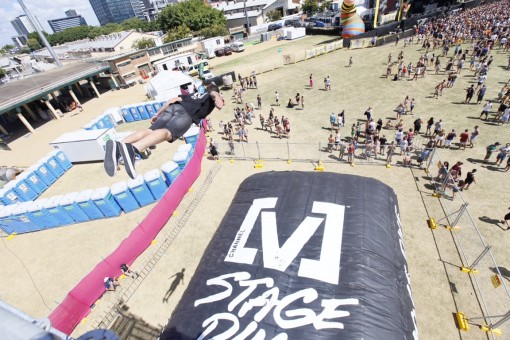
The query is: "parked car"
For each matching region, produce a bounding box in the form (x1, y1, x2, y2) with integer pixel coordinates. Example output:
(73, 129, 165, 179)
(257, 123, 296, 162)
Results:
(268, 23, 283, 31)
(201, 70, 215, 80)
(215, 48, 225, 57)
(187, 61, 210, 77)
(231, 41, 245, 52)
(315, 21, 326, 27)
(224, 45, 232, 56)
(284, 19, 301, 28)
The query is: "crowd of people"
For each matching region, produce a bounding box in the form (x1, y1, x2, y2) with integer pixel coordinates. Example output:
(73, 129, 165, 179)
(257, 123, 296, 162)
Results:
(320, 1, 510, 200)
(209, 1, 509, 201)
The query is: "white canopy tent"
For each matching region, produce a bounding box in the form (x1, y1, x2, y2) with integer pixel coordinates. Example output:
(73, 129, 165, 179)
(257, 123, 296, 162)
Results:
(145, 71, 202, 101)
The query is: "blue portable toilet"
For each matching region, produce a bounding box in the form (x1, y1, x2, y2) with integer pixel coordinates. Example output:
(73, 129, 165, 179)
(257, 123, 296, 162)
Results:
(49, 150, 73, 171)
(161, 161, 181, 186)
(91, 187, 122, 217)
(26, 166, 49, 194)
(95, 117, 106, 129)
(59, 192, 90, 223)
(178, 144, 193, 160)
(152, 102, 162, 112)
(101, 114, 115, 128)
(0, 205, 16, 234)
(43, 195, 74, 226)
(136, 105, 150, 120)
(129, 107, 141, 121)
(75, 189, 104, 220)
(145, 103, 156, 117)
(173, 151, 189, 171)
(27, 198, 60, 228)
(121, 106, 135, 122)
(13, 177, 38, 201)
(11, 202, 40, 233)
(183, 125, 200, 147)
(44, 156, 65, 178)
(127, 176, 155, 206)
(34, 161, 57, 185)
(17, 172, 42, 196)
(0, 184, 22, 205)
(144, 169, 168, 200)
(111, 181, 140, 213)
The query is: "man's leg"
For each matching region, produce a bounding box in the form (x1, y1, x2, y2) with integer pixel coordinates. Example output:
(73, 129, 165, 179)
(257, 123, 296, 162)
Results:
(125, 129, 172, 152)
(104, 129, 158, 177)
(120, 129, 172, 179)
(122, 129, 154, 144)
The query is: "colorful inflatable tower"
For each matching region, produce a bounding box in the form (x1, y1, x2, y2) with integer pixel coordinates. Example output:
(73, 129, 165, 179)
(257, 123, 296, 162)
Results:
(341, 0, 365, 38)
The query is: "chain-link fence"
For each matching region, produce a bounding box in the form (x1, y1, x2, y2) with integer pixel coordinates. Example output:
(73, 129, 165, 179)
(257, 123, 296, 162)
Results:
(424, 149, 510, 338)
(211, 135, 430, 166)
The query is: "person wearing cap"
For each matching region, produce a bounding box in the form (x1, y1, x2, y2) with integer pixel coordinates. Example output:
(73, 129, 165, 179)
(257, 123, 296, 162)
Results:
(103, 83, 224, 179)
(104, 277, 120, 292)
(484, 142, 501, 163)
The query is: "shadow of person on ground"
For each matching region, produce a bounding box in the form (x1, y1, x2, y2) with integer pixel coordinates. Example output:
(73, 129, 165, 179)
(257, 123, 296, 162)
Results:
(466, 157, 484, 164)
(490, 267, 510, 282)
(478, 216, 506, 230)
(163, 268, 185, 303)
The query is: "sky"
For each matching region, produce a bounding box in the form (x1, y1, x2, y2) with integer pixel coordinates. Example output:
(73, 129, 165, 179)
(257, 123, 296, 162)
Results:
(0, 0, 100, 47)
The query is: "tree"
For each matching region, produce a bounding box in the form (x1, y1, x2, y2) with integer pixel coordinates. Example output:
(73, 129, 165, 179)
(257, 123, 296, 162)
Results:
(0, 68, 6, 78)
(27, 38, 41, 51)
(20, 46, 31, 54)
(302, 0, 319, 15)
(200, 23, 229, 39)
(2, 44, 15, 51)
(163, 25, 192, 43)
(158, 0, 227, 32)
(132, 37, 156, 50)
(266, 9, 283, 22)
(121, 18, 150, 32)
(320, 1, 332, 12)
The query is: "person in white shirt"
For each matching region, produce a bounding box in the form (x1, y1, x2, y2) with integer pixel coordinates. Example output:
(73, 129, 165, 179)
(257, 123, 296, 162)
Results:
(479, 100, 493, 120)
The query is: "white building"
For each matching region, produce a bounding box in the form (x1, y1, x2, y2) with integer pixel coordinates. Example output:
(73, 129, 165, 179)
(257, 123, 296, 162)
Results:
(152, 52, 198, 72)
(10, 14, 44, 36)
(215, 0, 301, 29)
(31, 31, 160, 62)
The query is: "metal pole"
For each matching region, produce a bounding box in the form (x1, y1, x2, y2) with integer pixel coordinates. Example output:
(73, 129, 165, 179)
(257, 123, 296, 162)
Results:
(244, 0, 250, 34)
(256, 141, 261, 161)
(318, 142, 322, 164)
(241, 141, 246, 159)
(451, 202, 468, 227)
(17, 0, 62, 67)
(467, 245, 491, 271)
(287, 141, 291, 161)
(427, 147, 437, 174)
(468, 311, 510, 322)
(485, 311, 510, 329)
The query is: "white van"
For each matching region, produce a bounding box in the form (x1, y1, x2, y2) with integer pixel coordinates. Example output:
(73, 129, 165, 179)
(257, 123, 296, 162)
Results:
(231, 41, 245, 52)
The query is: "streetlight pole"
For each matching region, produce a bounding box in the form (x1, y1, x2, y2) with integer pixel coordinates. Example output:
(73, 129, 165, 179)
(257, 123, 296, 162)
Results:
(17, 0, 62, 67)
(244, 0, 250, 34)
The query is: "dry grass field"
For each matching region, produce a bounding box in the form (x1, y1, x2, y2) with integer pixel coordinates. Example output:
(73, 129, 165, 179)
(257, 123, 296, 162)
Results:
(1, 34, 509, 339)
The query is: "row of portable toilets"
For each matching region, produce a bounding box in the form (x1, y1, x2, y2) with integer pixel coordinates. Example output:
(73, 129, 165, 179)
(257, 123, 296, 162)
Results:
(84, 100, 166, 130)
(0, 150, 72, 205)
(0, 125, 201, 235)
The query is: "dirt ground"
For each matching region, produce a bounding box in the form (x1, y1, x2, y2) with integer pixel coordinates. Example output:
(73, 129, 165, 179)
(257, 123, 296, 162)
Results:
(1, 34, 509, 339)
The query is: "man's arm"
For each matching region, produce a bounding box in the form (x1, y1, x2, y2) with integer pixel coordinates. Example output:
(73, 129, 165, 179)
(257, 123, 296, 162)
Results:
(209, 91, 224, 110)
